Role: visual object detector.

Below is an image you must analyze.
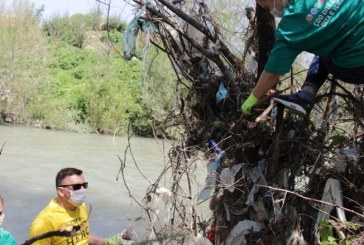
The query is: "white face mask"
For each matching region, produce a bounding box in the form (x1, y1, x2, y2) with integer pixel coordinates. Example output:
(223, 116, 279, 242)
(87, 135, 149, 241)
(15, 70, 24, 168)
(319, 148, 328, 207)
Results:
(67, 189, 87, 206)
(271, 0, 288, 18)
(0, 214, 5, 226)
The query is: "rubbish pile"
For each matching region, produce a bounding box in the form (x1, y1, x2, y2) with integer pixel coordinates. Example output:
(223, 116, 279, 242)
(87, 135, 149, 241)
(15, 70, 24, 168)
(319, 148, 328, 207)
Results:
(117, 0, 364, 244)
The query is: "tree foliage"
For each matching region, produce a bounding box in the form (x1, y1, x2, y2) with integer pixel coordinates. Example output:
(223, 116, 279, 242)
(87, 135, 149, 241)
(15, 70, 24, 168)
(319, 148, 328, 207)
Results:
(0, 0, 48, 123)
(0, 1, 177, 136)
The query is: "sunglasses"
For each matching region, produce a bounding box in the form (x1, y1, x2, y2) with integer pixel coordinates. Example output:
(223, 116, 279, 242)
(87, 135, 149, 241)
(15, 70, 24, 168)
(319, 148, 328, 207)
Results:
(59, 182, 88, 190)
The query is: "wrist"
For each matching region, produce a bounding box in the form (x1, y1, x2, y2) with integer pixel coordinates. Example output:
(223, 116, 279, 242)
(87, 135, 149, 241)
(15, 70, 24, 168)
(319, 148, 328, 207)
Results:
(242, 93, 260, 115)
(248, 93, 259, 104)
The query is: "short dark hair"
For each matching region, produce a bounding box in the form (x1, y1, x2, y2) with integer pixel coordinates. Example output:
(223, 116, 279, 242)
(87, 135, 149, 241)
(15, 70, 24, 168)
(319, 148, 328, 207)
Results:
(55, 168, 83, 187)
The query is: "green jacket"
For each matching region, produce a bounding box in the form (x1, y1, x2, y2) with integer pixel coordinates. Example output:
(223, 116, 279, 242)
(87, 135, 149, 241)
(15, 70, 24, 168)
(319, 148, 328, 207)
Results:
(266, 0, 364, 74)
(0, 228, 17, 245)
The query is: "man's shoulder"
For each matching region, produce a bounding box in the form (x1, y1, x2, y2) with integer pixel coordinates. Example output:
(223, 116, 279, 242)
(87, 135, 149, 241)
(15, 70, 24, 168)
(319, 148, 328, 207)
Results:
(31, 198, 62, 224)
(37, 198, 60, 212)
(32, 198, 88, 224)
(29, 199, 64, 237)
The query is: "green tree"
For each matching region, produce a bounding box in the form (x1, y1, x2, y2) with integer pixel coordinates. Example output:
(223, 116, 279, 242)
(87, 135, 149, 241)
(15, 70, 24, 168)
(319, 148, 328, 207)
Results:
(0, 0, 48, 123)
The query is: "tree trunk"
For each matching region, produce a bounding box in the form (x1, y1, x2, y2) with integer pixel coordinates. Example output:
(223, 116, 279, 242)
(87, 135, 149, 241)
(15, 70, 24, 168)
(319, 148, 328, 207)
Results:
(256, 5, 275, 79)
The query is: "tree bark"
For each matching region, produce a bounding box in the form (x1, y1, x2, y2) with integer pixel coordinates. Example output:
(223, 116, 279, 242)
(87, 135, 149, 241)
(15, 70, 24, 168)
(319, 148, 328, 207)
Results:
(256, 5, 275, 80)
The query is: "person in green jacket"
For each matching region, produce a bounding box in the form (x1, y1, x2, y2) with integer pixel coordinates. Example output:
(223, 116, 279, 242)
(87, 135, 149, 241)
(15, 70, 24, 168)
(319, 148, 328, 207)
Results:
(0, 194, 17, 245)
(242, 0, 364, 116)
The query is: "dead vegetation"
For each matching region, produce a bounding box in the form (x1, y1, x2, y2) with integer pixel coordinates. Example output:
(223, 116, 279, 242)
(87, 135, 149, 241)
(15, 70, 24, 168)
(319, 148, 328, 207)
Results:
(111, 0, 364, 244)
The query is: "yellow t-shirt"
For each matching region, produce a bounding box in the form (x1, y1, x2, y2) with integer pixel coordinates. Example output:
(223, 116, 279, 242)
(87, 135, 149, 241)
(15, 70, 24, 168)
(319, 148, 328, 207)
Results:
(29, 198, 90, 245)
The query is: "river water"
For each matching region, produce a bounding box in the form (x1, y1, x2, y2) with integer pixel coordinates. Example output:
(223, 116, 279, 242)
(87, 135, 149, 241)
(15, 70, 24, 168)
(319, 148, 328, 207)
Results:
(0, 125, 209, 244)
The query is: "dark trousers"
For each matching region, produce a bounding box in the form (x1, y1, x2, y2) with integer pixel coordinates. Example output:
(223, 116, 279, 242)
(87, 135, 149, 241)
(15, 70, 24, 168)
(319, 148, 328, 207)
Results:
(306, 56, 364, 89)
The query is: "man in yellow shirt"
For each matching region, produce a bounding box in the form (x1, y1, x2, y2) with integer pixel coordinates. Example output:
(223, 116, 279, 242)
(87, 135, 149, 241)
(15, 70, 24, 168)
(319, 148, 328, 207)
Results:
(29, 167, 118, 245)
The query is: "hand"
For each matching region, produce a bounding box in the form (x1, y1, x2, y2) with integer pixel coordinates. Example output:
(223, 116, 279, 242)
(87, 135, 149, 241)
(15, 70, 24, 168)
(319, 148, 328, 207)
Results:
(241, 93, 259, 115)
(106, 235, 119, 245)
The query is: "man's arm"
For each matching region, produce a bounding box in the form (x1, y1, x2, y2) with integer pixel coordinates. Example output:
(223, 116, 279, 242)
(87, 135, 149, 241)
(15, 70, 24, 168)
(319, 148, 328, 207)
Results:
(28, 218, 54, 245)
(241, 70, 281, 115)
(89, 234, 107, 245)
(252, 70, 280, 99)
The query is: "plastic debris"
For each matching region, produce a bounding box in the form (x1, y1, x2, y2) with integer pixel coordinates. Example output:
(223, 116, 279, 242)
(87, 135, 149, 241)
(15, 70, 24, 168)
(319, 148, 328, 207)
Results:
(209, 139, 222, 153)
(216, 82, 228, 103)
(122, 0, 157, 60)
(198, 141, 226, 201)
(315, 178, 346, 233)
(225, 220, 264, 245)
(219, 164, 243, 193)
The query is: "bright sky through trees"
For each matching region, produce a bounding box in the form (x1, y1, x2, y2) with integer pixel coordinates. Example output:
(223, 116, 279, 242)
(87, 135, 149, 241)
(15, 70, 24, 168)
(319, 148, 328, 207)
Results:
(28, 0, 133, 20)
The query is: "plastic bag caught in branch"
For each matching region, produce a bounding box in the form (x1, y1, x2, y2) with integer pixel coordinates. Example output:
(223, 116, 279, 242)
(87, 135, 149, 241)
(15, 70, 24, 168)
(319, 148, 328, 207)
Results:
(122, 0, 158, 60)
(197, 149, 226, 201)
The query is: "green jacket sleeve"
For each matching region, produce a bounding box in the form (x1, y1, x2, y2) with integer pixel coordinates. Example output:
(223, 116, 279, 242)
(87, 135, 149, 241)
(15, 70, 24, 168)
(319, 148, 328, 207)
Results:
(265, 40, 300, 74)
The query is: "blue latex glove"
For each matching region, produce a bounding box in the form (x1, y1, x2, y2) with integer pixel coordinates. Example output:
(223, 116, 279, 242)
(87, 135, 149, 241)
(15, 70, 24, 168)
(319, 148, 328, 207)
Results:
(241, 93, 259, 115)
